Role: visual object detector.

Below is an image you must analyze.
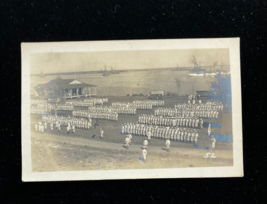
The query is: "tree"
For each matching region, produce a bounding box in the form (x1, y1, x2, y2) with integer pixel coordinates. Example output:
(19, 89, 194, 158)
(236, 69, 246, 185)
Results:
(46, 84, 64, 116)
(210, 73, 232, 113)
(175, 78, 182, 96)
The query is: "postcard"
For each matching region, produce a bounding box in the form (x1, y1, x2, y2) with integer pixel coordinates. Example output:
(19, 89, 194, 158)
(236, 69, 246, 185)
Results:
(21, 38, 243, 181)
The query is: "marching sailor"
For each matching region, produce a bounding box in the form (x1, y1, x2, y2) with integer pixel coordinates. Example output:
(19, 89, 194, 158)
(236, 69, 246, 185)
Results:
(208, 123, 211, 136)
(125, 136, 130, 149)
(100, 128, 104, 138)
(147, 130, 151, 141)
(35, 123, 38, 132)
(142, 149, 147, 163)
(143, 139, 148, 149)
(165, 139, 171, 152)
(72, 124, 75, 134)
(211, 135, 216, 151)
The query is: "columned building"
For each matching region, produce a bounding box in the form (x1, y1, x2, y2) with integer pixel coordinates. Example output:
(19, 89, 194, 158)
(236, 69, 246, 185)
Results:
(35, 78, 97, 99)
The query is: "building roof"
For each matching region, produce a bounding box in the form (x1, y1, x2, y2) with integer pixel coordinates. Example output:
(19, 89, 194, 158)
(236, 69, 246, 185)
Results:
(36, 78, 96, 89)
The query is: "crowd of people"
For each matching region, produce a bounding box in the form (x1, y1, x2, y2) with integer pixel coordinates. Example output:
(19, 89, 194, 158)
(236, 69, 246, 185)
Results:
(30, 108, 50, 115)
(133, 100, 164, 106)
(111, 102, 152, 110)
(84, 98, 108, 105)
(36, 103, 53, 110)
(66, 100, 94, 107)
(121, 123, 199, 143)
(73, 110, 118, 121)
(41, 115, 92, 130)
(30, 99, 47, 105)
(88, 106, 136, 115)
(57, 104, 74, 111)
(175, 101, 223, 111)
(138, 114, 203, 129)
(155, 106, 220, 118)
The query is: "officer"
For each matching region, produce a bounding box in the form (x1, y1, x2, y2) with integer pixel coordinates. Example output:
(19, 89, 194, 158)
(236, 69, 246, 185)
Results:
(128, 132, 132, 144)
(165, 139, 171, 152)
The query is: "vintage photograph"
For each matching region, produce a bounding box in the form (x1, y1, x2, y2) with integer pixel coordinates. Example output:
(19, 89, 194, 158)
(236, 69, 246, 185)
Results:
(21, 39, 243, 181)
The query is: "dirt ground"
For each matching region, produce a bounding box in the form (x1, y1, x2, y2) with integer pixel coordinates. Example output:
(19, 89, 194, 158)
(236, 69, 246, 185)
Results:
(31, 96, 233, 172)
(31, 133, 233, 172)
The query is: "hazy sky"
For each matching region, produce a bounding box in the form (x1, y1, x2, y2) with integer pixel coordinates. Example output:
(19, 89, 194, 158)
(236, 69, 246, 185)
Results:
(31, 49, 229, 74)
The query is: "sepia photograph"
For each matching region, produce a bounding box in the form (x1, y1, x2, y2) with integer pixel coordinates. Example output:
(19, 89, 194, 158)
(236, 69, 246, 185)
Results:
(21, 39, 243, 181)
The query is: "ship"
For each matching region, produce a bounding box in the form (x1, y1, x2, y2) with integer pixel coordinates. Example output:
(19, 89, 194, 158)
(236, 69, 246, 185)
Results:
(188, 64, 229, 77)
(110, 67, 120, 74)
(102, 67, 110, 76)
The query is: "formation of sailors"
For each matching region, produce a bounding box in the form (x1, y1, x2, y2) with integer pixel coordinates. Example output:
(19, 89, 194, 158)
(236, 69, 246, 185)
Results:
(57, 104, 74, 111)
(37, 103, 53, 110)
(42, 115, 92, 129)
(155, 107, 219, 118)
(30, 108, 50, 115)
(121, 123, 199, 143)
(31, 99, 47, 105)
(88, 106, 136, 115)
(66, 100, 94, 107)
(112, 102, 152, 110)
(73, 109, 118, 121)
(84, 98, 108, 105)
(138, 114, 203, 129)
(133, 100, 164, 107)
(175, 101, 223, 111)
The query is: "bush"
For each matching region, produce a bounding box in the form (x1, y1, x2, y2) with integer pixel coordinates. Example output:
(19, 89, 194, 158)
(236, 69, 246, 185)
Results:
(166, 92, 171, 96)
(140, 93, 144, 96)
(126, 94, 130, 96)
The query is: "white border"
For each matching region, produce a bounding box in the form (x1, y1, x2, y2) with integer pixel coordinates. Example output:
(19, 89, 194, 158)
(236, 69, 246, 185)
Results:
(21, 38, 243, 181)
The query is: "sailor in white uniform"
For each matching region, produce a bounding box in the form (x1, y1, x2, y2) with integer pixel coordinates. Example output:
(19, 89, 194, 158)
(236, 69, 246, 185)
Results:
(100, 128, 104, 138)
(142, 149, 147, 162)
(143, 139, 148, 149)
(165, 139, 171, 152)
(35, 123, 38, 132)
(208, 123, 211, 136)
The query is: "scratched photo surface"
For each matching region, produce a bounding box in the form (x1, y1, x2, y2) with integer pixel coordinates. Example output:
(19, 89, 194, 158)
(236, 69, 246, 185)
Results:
(29, 48, 234, 172)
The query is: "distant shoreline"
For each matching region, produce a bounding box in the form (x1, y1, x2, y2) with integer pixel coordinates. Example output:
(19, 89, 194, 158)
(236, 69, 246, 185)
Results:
(31, 66, 230, 77)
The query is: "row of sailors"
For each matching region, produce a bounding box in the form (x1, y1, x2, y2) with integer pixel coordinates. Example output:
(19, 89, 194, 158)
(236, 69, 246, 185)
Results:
(88, 106, 136, 115)
(35, 121, 79, 133)
(65, 100, 94, 107)
(175, 102, 223, 111)
(41, 115, 92, 129)
(111, 102, 152, 110)
(73, 110, 118, 121)
(84, 98, 108, 105)
(121, 124, 199, 143)
(57, 104, 74, 111)
(154, 108, 219, 118)
(132, 100, 164, 106)
(30, 99, 47, 105)
(138, 114, 203, 129)
(37, 103, 53, 110)
(30, 108, 50, 115)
